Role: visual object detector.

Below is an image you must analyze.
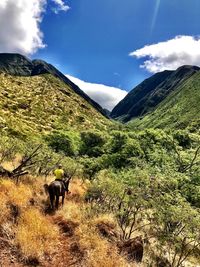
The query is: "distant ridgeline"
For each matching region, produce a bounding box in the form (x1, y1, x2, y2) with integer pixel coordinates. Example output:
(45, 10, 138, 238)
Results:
(0, 53, 110, 137)
(111, 65, 200, 130)
(0, 53, 107, 117)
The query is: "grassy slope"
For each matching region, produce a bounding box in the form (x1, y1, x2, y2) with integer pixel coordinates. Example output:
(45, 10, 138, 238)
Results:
(0, 73, 111, 139)
(0, 176, 134, 267)
(129, 72, 200, 131)
(111, 66, 200, 122)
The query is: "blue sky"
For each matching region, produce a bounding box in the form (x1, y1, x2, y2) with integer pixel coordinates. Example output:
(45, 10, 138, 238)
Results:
(36, 0, 200, 89)
(1, 0, 200, 109)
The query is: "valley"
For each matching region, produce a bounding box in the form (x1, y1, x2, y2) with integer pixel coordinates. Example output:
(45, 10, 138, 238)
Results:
(0, 54, 200, 267)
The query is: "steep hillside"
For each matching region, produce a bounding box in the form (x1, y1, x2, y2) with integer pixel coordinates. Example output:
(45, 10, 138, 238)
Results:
(129, 71, 200, 130)
(0, 72, 110, 138)
(0, 53, 107, 117)
(111, 65, 200, 122)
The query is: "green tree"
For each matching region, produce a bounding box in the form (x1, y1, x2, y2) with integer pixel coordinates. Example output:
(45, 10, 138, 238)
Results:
(150, 192, 200, 267)
(45, 131, 77, 156)
(80, 130, 107, 157)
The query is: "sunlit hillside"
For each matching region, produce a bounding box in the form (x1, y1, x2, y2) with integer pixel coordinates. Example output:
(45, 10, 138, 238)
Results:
(129, 71, 200, 131)
(0, 72, 110, 139)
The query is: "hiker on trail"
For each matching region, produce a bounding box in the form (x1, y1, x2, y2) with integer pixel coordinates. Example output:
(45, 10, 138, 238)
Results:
(54, 164, 69, 193)
(54, 164, 65, 181)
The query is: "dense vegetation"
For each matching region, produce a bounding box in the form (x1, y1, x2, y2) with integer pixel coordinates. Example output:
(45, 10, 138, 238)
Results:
(0, 56, 200, 266)
(80, 128, 200, 266)
(1, 126, 200, 266)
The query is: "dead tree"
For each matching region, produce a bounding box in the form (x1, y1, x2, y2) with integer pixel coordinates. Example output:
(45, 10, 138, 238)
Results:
(0, 145, 42, 183)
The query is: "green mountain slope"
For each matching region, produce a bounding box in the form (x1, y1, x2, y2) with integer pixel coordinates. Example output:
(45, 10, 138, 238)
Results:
(111, 65, 200, 122)
(129, 71, 200, 131)
(0, 53, 107, 117)
(0, 72, 110, 138)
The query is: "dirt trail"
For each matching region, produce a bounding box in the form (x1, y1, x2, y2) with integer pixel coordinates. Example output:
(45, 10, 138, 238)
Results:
(44, 216, 84, 266)
(43, 235, 78, 267)
(0, 179, 87, 267)
(42, 179, 87, 267)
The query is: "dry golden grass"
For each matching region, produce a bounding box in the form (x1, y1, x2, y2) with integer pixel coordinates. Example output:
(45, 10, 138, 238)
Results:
(0, 176, 140, 266)
(68, 178, 88, 201)
(0, 177, 61, 263)
(91, 213, 118, 228)
(20, 175, 47, 204)
(57, 200, 84, 223)
(0, 179, 32, 207)
(15, 208, 59, 260)
(0, 178, 33, 228)
(0, 194, 10, 224)
(77, 223, 130, 267)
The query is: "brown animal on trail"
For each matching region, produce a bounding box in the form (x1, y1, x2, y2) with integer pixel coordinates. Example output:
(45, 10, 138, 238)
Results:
(44, 178, 70, 210)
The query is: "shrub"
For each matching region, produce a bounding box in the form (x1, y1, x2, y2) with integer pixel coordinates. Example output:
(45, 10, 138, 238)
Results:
(81, 157, 103, 179)
(108, 131, 128, 153)
(45, 131, 78, 156)
(151, 193, 200, 267)
(80, 130, 107, 157)
(173, 130, 192, 148)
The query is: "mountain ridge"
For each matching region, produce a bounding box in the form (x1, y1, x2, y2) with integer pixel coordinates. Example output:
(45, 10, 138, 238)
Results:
(128, 70, 200, 131)
(111, 65, 200, 122)
(0, 53, 107, 117)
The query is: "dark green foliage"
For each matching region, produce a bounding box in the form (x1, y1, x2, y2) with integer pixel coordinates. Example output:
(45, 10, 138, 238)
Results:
(173, 130, 191, 148)
(80, 130, 107, 157)
(80, 157, 103, 179)
(94, 131, 144, 169)
(179, 173, 200, 208)
(108, 131, 128, 153)
(45, 131, 76, 156)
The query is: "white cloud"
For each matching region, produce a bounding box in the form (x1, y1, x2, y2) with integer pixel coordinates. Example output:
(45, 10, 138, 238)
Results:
(130, 35, 200, 73)
(0, 0, 46, 55)
(0, 0, 70, 55)
(51, 0, 70, 14)
(66, 75, 127, 111)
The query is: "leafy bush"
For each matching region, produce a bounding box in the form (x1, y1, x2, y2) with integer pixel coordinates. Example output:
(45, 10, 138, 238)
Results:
(86, 169, 151, 240)
(151, 192, 200, 267)
(45, 131, 78, 156)
(173, 130, 192, 148)
(80, 130, 107, 157)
